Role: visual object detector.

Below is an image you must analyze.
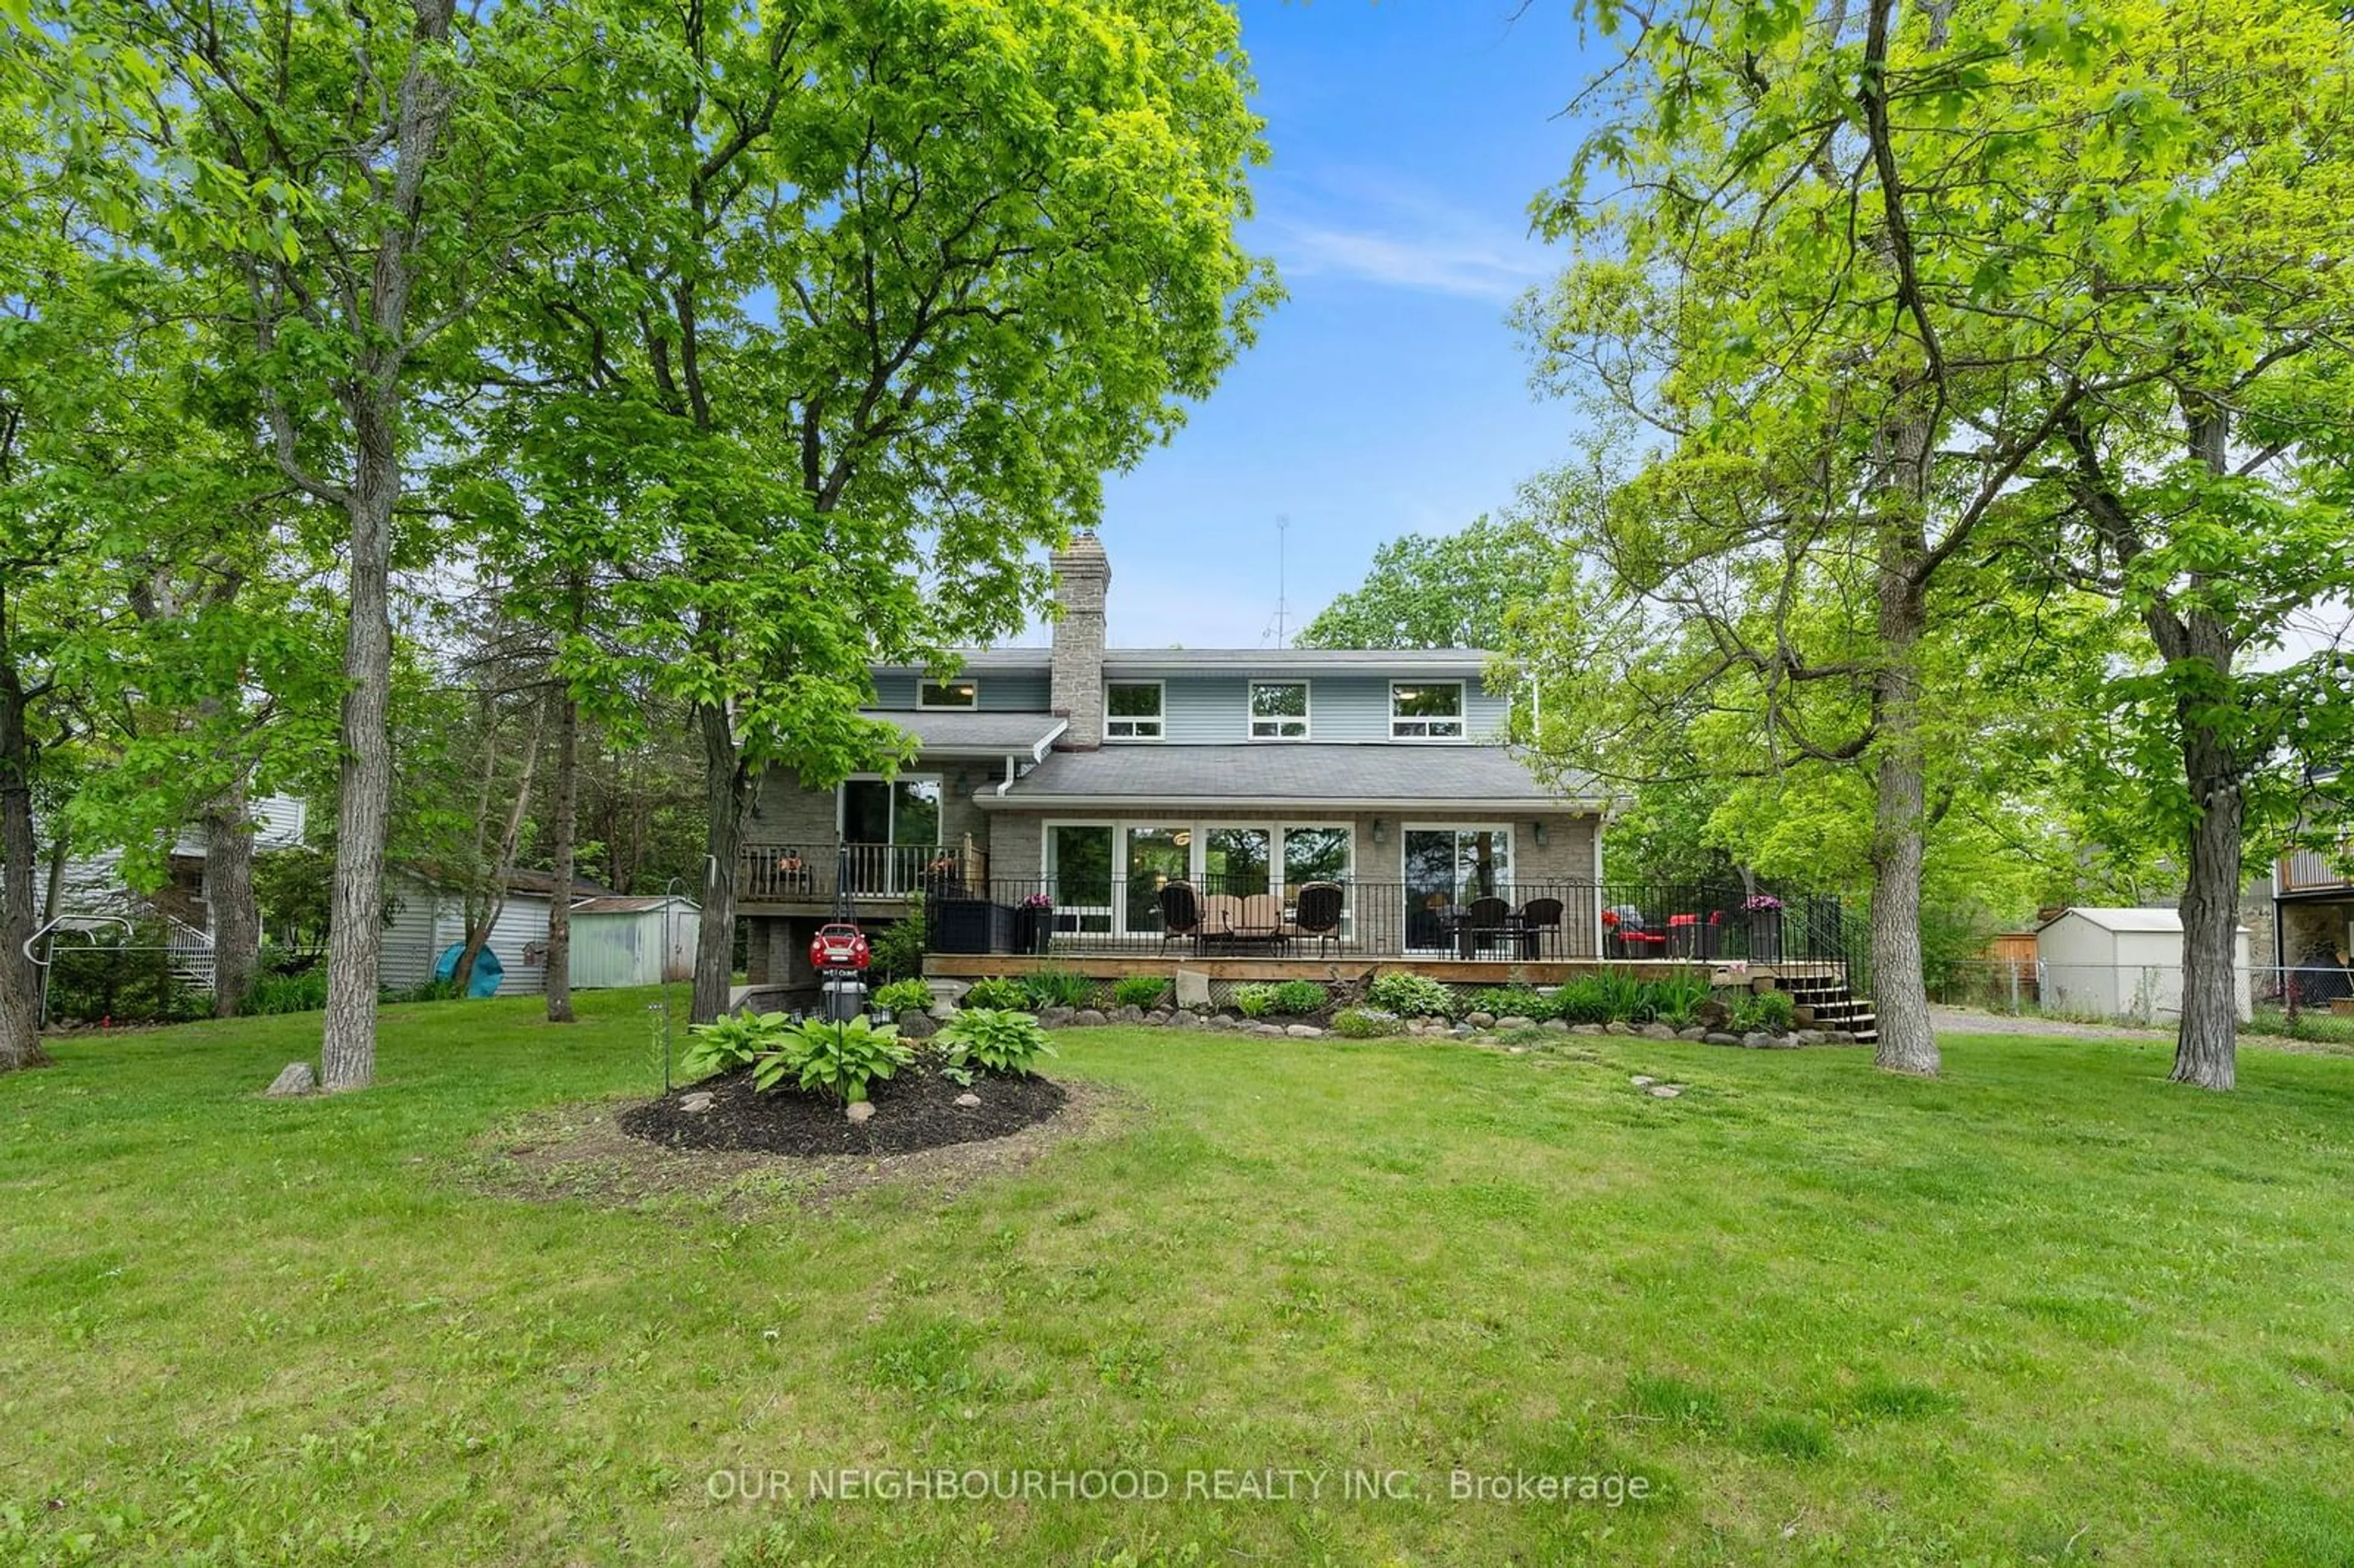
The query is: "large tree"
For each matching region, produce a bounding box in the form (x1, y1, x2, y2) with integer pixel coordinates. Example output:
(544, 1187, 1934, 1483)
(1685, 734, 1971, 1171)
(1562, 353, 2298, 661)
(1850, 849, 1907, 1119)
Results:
(1297, 511, 1554, 650)
(1526, 0, 2354, 1079)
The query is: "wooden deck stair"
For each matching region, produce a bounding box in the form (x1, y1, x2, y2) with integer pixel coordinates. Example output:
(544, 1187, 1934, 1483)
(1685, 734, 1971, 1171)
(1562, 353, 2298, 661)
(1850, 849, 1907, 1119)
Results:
(1778, 972, 1877, 1045)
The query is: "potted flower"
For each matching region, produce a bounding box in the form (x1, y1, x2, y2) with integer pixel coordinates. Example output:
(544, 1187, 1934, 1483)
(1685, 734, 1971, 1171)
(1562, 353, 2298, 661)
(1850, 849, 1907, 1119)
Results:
(1741, 893, 1785, 962)
(1016, 891, 1054, 954)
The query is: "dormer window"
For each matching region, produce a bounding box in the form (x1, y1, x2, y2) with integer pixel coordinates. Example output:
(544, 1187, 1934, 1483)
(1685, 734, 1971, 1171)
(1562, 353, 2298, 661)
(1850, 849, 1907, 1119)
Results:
(919, 679, 978, 709)
(1391, 680, 1465, 739)
(1107, 681, 1163, 739)
(1248, 681, 1309, 740)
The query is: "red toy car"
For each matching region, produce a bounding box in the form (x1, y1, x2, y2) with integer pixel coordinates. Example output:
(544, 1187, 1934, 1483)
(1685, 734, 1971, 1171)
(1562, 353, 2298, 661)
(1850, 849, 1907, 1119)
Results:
(808, 922, 871, 972)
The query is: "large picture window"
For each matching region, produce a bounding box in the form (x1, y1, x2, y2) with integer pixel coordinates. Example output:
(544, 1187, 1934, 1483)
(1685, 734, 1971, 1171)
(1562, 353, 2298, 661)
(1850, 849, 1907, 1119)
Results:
(1042, 819, 1355, 940)
(1106, 682, 1163, 739)
(1248, 681, 1309, 739)
(1391, 681, 1465, 739)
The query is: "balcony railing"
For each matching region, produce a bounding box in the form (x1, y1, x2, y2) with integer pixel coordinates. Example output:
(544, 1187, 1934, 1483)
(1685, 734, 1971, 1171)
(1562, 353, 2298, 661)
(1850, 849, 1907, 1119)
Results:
(738, 837, 988, 904)
(923, 875, 1853, 969)
(2279, 846, 2352, 894)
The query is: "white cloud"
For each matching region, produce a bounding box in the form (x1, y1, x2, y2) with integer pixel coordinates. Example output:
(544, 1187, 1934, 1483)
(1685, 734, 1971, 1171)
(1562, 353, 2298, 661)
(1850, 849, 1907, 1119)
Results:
(1262, 167, 1552, 302)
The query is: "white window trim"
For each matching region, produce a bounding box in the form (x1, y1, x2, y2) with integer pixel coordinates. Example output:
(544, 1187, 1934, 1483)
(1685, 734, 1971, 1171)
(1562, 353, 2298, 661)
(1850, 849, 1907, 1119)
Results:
(1043, 820, 1119, 935)
(1039, 816, 1358, 940)
(1390, 679, 1467, 740)
(835, 774, 945, 840)
(1246, 679, 1312, 741)
(1400, 822, 1517, 955)
(1105, 679, 1165, 742)
(917, 679, 979, 710)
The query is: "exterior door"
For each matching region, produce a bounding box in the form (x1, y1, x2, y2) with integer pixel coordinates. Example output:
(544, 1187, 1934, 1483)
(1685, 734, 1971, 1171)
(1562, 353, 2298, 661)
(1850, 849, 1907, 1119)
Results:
(1402, 828, 1512, 951)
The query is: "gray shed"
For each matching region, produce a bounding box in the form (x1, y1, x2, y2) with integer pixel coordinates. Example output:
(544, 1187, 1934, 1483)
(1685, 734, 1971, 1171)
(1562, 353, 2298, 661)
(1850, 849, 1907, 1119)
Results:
(566, 896, 699, 989)
(2035, 908, 2251, 1023)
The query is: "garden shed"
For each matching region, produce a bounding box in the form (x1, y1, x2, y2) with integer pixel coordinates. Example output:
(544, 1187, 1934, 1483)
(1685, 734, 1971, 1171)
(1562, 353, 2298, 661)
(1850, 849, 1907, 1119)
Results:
(2035, 908, 2252, 1024)
(567, 895, 699, 989)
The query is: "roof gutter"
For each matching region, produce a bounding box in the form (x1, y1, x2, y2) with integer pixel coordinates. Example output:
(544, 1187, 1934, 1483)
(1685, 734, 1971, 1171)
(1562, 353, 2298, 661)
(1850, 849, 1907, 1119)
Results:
(970, 793, 1607, 813)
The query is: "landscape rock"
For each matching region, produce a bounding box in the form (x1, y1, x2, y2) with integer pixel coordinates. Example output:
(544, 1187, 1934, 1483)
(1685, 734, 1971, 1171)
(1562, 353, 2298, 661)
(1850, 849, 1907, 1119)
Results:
(1694, 999, 1732, 1031)
(954, 1092, 983, 1108)
(1829, 1029, 1857, 1043)
(1631, 1074, 1655, 1086)
(1173, 969, 1214, 1011)
(1498, 1015, 1536, 1031)
(1111, 1005, 1145, 1025)
(1170, 1009, 1202, 1029)
(1676, 1027, 1708, 1041)
(894, 1010, 939, 1040)
(1647, 1084, 1684, 1099)
(1541, 1018, 1571, 1033)
(1203, 1013, 1237, 1030)
(1796, 1029, 1826, 1045)
(1468, 1011, 1496, 1029)
(1640, 1022, 1677, 1040)
(1146, 1009, 1171, 1026)
(1572, 1024, 1606, 1036)
(264, 1062, 316, 1097)
(679, 1090, 716, 1113)
(1604, 1021, 1634, 1036)
(1449, 1024, 1474, 1039)
(1038, 1006, 1076, 1029)
(1284, 1023, 1325, 1038)
(1742, 1031, 1777, 1049)
(1071, 1008, 1109, 1028)
(845, 1101, 875, 1124)
(1507, 1045, 1529, 1055)
(1702, 1032, 1742, 1046)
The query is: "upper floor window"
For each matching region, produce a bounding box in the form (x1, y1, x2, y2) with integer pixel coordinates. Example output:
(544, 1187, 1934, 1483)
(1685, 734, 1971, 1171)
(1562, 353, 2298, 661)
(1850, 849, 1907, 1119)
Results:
(1249, 681, 1309, 740)
(1107, 681, 1163, 740)
(1391, 680, 1465, 739)
(919, 679, 978, 709)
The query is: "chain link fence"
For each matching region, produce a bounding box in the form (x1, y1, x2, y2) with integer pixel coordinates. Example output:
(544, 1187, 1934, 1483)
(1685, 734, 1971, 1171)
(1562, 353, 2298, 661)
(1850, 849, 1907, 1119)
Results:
(1929, 959, 2354, 1043)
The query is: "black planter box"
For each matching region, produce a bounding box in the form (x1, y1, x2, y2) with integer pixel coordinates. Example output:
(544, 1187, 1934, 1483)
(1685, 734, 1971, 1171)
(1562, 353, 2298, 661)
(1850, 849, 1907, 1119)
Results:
(932, 898, 1015, 955)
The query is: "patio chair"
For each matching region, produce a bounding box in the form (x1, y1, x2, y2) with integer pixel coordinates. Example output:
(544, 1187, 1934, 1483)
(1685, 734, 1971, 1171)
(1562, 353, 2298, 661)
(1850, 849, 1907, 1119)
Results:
(1199, 892, 1244, 950)
(1293, 881, 1344, 957)
(1461, 896, 1514, 959)
(1233, 892, 1287, 951)
(1514, 897, 1563, 959)
(1158, 881, 1205, 954)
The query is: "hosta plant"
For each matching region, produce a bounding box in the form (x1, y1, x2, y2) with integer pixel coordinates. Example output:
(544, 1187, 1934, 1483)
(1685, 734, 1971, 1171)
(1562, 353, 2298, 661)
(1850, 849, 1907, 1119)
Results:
(1365, 972, 1457, 1019)
(753, 1017, 915, 1105)
(934, 1007, 1057, 1078)
(681, 1010, 795, 1079)
(872, 978, 935, 1014)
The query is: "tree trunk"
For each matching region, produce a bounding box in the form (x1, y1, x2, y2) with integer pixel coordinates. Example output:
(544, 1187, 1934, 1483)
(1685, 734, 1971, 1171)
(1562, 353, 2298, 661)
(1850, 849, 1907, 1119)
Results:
(454, 693, 543, 996)
(2169, 617, 2244, 1090)
(1867, 428, 1940, 1076)
(690, 699, 748, 1024)
(546, 687, 578, 1022)
(0, 652, 47, 1073)
(205, 777, 261, 1018)
(319, 403, 398, 1090)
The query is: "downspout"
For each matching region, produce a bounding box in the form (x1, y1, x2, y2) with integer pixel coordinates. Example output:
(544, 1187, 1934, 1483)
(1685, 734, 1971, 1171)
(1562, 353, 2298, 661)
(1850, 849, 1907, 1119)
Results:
(995, 755, 1018, 797)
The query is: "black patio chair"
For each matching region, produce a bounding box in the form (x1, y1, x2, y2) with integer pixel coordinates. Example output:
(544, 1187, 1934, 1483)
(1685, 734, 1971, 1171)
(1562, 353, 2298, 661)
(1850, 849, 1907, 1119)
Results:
(1461, 896, 1514, 959)
(1158, 880, 1205, 954)
(1515, 897, 1564, 959)
(1293, 881, 1344, 957)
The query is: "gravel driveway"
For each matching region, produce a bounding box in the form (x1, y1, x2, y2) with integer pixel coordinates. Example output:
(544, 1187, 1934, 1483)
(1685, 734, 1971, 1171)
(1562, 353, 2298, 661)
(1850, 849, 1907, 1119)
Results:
(1930, 1006, 2174, 1042)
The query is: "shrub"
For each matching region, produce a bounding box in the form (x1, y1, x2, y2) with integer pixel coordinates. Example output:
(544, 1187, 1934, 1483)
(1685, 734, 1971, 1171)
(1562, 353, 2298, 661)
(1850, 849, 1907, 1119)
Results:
(962, 977, 1029, 1011)
(754, 1016, 915, 1104)
(682, 1010, 796, 1079)
(935, 1007, 1057, 1078)
(1649, 973, 1713, 1029)
(1331, 1007, 1403, 1038)
(1271, 980, 1329, 1015)
(248, 969, 329, 1015)
(1022, 968, 1094, 1010)
(1366, 972, 1457, 1019)
(1596, 970, 1658, 1024)
(872, 978, 934, 1015)
(1112, 975, 1171, 1009)
(1468, 986, 1544, 1019)
(869, 894, 926, 980)
(1232, 983, 1279, 1019)
(1734, 988, 1797, 1035)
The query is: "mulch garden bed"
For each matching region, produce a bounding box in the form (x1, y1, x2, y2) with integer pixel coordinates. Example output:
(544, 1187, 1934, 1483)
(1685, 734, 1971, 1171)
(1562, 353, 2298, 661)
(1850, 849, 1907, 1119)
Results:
(617, 1065, 1067, 1158)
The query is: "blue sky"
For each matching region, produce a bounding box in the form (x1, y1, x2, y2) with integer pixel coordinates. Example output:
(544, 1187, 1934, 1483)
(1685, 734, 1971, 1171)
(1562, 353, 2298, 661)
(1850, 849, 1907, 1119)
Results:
(1078, 0, 1599, 649)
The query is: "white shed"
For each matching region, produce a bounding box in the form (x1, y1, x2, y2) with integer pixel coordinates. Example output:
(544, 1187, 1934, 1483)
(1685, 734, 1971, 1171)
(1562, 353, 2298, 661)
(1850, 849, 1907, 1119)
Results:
(2035, 908, 2252, 1023)
(381, 872, 558, 998)
(567, 896, 699, 988)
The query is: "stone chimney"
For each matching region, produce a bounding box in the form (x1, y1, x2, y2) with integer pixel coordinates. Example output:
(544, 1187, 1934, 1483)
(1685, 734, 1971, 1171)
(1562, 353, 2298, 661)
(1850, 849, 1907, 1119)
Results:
(1049, 532, 1110, 748)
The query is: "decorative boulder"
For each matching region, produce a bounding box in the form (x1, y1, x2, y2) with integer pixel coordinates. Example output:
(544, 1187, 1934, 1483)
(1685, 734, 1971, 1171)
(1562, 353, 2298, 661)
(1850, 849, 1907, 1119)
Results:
(1038, 1006, 1076, 1029)
(845, 1101, 875, 1124)
(264, 1062, 316, 1098)
(1695, 999, 1733, 1031)
(1170, 1009, 1202, 1029)
(1284, 1023, 1325, 1038)
(1173, 969, 1214, 1011)
(1702, 1032, 1742, 1046)
(1071, 1008, 1109, 1029)
(895, 1009, 939, 1040)
(1742, 1031, 1777, 1049)
(1640, 1022, 1677, 1040)
(1110, 1004, 1145, 1025)
(1498, 1016, 1536, 1030)
(1467, 1011, 1496, 1029)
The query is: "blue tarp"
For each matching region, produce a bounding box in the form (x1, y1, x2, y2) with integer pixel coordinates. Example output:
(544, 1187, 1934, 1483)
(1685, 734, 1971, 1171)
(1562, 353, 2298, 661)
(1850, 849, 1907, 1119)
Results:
(433, 943, 504, 999)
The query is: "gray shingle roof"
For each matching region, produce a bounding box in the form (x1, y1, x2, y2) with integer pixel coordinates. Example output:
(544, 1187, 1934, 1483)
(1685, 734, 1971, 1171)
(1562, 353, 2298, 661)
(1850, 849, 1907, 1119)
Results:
(978, 744, 1598, 810)
(874, 647, 1498, 677)
(865, 710, 1067, 758)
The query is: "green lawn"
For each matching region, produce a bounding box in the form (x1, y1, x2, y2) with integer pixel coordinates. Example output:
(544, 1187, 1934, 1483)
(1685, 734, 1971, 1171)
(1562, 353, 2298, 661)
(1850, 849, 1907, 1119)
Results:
(6, 993, 2353, 1566)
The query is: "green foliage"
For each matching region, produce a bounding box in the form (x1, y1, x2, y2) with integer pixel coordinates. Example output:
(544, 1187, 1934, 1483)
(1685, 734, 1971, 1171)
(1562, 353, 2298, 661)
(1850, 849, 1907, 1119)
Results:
(1594, 970, 1658, 1025)
(934, 1008, 1057, 1079)
(382, 978, 460, 1005)
(1331, 1007, 1404, 1038)
(1468, 986, 1545, 1019)
(1297, 513, 1555, 651)
(680, 1010, 794, 1079)
(867, 897, 927, 983)
(1647, 973, 1713, 1030)
(961, 978, 1029, 1011)
(1365, 972, 1458, 1019)
(1232, 983, 1279, 1019)
(1271, 980, 1329, 1016)
(1112, 975, 1171, 1010)
(1548, 977, 1613, 1024)
(247, 968, 329, 1016)
(1733, 990, 1797, 1037)
(753, 1017, 914, 1105)
(1021, 969, 1094, 1011)
(872, 978, 934, 1015)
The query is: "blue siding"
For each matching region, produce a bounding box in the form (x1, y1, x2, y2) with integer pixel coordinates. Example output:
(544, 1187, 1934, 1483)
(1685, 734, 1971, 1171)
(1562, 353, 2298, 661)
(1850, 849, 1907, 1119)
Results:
(1151, 672, 1506, 744)
(869, 669, 1051, 711)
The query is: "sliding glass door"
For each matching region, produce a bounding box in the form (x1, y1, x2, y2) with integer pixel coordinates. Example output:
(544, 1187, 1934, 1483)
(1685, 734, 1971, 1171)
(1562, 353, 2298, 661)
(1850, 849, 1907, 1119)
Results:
(837, 778, 940, 892)
(1403, 828, 1512, 951)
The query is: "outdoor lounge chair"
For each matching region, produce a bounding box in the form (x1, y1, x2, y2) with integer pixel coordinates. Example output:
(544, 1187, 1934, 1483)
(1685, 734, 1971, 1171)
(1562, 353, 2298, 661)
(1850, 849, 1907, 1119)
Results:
(1515, 897, 1563, 959)
(1293, 881, 1344, 956)
(1232, 892, 1287, 950)
(1158, 881, 1205, 953)
(1199, 892, 1244, 948)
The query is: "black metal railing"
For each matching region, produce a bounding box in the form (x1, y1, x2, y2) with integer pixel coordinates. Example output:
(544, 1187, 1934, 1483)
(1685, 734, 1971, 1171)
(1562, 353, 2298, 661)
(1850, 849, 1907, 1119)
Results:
(737, 840, 987, 903)
(923, 875, 1852, 969)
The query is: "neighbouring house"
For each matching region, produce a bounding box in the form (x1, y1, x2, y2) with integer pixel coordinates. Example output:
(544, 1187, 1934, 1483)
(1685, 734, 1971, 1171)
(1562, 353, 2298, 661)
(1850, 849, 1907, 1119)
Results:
(2035, 907, 2252, 1024)
(381, 870, 699, 997)
(2271, 838, 2354, 1003)
(736, 535, 1864, 1019)
(49, 794, 312, 984)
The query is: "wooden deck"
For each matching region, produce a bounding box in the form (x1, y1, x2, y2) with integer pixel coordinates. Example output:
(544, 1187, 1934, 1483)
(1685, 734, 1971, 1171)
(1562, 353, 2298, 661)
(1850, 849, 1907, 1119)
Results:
(922, 953, 1848, 987)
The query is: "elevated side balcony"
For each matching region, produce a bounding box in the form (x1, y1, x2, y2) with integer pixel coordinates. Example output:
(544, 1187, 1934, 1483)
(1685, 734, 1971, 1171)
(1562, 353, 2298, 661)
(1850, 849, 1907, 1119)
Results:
(737, 837, 988, 910)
